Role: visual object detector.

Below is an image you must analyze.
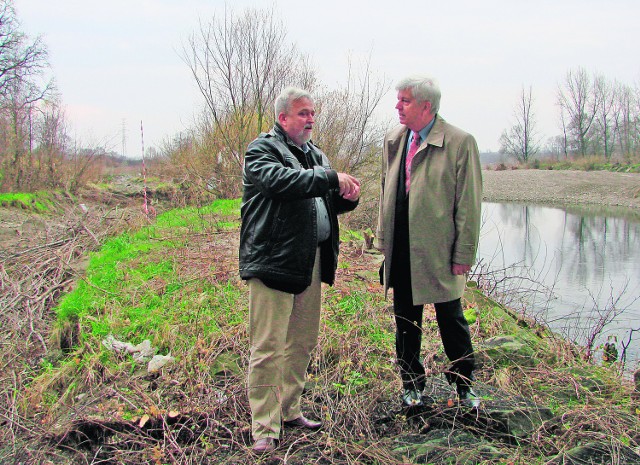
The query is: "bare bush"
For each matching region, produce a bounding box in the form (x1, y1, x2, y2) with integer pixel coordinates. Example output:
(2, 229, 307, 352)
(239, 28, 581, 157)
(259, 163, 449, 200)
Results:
(179, 7, 315, 199)
(313, 56, 389, 230)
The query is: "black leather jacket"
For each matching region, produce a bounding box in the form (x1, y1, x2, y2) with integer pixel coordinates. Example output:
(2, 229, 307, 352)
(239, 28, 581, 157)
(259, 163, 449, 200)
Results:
(239, 123, 358, 293)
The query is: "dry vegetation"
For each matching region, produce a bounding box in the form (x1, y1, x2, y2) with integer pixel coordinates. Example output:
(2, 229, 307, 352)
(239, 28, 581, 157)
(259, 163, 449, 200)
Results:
(2, 2, 639, 461)
(1, 186, 639, 464)
(0, 193, 152, 461)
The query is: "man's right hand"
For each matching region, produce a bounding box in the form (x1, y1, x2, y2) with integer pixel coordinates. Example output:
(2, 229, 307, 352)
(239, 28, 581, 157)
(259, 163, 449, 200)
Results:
(337, 173, 361, 201)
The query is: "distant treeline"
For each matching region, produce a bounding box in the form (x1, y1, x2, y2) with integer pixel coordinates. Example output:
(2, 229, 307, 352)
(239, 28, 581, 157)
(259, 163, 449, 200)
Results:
(500, 69, 640, 164)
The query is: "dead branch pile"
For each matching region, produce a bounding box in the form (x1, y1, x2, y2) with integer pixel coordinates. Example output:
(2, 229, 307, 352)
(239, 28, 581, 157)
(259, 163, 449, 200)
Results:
(0, 200, 143, 456)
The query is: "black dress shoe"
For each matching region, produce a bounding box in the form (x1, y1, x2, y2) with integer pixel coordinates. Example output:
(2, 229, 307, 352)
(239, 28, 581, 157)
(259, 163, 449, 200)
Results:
(457, 387, 481, 409)
(252, 437, 277, 454)
(402, 389, 423, 407)
(283, 416, 322, 430)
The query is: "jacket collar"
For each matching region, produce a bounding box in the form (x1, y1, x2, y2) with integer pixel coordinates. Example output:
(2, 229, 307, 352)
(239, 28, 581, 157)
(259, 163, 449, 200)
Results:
(425, 114, 445, 148)
(272, 123, 315, 152)
(271, 122, 290, 142)
(388, 114, 446, 157)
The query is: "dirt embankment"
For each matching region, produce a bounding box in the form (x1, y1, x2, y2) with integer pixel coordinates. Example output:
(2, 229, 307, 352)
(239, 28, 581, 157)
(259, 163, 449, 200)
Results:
(482, 169, 640, 212)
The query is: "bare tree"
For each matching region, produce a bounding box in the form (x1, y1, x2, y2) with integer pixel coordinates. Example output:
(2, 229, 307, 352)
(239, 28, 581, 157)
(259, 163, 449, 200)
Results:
(612, 82, 639, 157)
(0, 0, 54, 191)
(312, 56, 389, 229)
(313, 55, 388, 173)
(0, 1, 48, 99)
(545, 135, 566, 160)
(0, 74, 52, 189)
(556, 104, 570, 159)
(34, 99, 69, 187)
(593, 74, 616, 159)
(499, 86, 539, 163)
(556, 68, 602, 157)
(179, 6, 390, 211)
(181, 7, 315, 198)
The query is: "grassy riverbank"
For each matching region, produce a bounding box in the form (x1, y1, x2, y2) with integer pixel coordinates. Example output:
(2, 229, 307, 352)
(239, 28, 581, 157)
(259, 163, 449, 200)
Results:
(3, 197, 639, 464)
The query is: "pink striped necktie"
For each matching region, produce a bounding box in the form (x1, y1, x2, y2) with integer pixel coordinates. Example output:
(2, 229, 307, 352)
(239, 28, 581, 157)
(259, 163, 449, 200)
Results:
(405, 132, 421, 193)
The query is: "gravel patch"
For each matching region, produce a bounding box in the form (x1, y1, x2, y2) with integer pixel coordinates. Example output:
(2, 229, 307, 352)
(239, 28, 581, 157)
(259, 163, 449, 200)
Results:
(482, 169, 640, 212)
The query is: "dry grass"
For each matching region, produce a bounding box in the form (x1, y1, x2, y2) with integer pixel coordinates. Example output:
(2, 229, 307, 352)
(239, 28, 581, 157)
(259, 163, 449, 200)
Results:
(0, 195, 150, 460)
(1, 192, 639, 464)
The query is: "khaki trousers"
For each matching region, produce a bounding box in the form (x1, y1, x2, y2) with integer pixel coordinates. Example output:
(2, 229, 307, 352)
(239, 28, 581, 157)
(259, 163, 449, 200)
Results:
(247, 248, 322, 440)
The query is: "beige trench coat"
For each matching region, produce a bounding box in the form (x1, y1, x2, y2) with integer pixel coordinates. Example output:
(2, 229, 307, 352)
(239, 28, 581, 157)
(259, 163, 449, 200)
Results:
(375, 115, 483, 305)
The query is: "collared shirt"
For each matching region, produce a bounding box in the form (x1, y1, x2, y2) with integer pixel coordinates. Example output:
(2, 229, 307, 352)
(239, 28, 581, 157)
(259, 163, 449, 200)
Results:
(405, 116, 436, 154)
(302, 142, 331, 243)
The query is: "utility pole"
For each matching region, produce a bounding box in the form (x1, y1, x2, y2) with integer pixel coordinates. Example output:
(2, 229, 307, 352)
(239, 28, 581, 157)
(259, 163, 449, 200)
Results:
(140, 120, 155, 217)
(121, 118, 127, 158)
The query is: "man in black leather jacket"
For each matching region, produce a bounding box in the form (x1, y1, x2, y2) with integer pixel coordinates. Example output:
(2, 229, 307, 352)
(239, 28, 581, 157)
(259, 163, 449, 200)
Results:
(240, 87, 360, 454)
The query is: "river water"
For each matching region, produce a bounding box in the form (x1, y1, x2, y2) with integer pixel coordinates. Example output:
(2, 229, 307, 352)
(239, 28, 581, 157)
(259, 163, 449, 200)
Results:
(477, 202, 640, 368)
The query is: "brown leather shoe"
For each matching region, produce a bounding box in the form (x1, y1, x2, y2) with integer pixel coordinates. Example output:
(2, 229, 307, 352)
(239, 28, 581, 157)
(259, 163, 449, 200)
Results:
(252, 437, 277, 454)
(283, 416, 322, 430)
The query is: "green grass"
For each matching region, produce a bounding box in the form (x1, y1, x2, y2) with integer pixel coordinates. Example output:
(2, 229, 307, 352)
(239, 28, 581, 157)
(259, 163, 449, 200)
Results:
(23, 194, 637, 464)
(55, 198, 242, 347)
(0, 191, 58, 212)
(39, 198, 246, 413)
(324, 289, 393, 348)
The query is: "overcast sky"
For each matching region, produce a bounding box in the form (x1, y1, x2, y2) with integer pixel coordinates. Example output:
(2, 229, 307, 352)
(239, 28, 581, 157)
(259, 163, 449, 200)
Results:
(16, 0, 640, 154)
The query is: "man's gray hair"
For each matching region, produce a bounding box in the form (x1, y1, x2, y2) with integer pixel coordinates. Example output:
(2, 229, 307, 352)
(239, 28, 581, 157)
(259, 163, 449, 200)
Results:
(396, 75, 441, 114)
(274, 87, 313, 118)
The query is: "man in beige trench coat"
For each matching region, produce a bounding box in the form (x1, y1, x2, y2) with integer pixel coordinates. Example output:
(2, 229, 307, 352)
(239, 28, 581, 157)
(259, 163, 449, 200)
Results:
(375, 74, 482, 408)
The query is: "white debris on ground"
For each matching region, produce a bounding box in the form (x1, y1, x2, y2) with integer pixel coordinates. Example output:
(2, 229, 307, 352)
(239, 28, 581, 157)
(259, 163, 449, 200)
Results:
(102, 334, 175, 373)
(147, 354, 176, 373)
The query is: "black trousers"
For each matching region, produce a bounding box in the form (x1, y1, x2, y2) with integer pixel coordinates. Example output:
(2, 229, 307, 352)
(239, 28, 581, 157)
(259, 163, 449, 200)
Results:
(389, 193, 474, 391)
(392, 275, 475, 391)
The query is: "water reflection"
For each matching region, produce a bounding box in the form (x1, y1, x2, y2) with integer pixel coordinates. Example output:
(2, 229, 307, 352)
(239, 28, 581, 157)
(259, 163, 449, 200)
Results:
(478, 202, 640, 367)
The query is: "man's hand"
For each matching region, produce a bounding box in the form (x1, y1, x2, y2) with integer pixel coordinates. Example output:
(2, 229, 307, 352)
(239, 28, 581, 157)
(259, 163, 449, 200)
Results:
(451, 263, 471, 275)
(337, 173, 361, 201)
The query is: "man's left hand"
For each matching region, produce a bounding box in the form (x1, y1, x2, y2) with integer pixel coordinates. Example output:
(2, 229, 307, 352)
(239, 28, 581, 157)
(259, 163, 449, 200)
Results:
(337, 173, 361, 201)
(451, 263, 471, 275)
